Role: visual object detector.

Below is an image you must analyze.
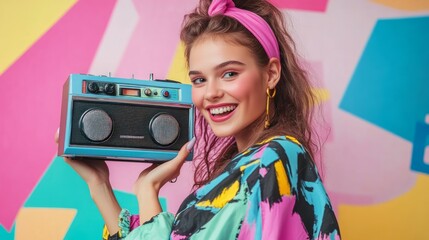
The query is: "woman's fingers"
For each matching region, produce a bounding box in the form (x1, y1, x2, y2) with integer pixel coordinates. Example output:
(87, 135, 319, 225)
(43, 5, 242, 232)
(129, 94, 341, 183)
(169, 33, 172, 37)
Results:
(186, 137, 196, 152)
(165, 137, 196, 177)
(170, 137, 196, 166)
(134, 137, 196, 192)
(163, 137, 196, 183)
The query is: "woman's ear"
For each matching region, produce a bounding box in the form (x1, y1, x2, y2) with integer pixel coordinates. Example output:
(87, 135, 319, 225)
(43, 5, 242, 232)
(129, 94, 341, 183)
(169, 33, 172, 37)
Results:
(266, 58, 281, 89)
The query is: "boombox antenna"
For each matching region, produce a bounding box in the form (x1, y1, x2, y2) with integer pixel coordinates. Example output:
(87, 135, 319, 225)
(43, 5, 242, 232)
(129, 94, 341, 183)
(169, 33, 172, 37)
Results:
(149, 73, 154, 81)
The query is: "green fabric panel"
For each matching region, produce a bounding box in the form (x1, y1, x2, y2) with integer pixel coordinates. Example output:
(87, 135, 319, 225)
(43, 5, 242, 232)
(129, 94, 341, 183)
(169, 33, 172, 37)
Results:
(189, 184, 248, 239)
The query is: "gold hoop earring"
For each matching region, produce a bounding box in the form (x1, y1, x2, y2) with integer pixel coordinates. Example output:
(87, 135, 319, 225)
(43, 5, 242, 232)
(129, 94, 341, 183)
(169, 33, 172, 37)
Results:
(265, 87, 276, 129)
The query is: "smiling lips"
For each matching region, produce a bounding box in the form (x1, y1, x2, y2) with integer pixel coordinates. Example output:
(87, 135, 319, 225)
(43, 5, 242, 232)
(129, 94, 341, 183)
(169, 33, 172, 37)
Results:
(207, 104, 237, 122)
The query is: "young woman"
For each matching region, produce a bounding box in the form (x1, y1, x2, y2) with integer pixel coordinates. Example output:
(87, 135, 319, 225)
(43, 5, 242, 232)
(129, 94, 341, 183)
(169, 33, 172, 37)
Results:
(62, 0, 341, 239)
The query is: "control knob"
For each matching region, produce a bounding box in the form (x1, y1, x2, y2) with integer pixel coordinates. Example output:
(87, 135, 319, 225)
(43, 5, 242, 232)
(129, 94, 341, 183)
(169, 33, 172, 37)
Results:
(87, 82, 99, 93)
(104, 83, 116, 95)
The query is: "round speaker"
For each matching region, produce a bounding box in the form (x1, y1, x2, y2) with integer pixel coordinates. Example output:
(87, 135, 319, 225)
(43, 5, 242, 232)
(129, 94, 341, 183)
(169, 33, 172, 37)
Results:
(79, 108, 113, 142)
(149, 113, 180, 146)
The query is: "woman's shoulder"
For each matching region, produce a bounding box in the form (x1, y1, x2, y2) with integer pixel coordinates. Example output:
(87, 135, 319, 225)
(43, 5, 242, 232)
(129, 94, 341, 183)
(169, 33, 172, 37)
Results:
(259, 135, 304, 149)
(256, 135, 306, 152)
(253, 135, 308, 166)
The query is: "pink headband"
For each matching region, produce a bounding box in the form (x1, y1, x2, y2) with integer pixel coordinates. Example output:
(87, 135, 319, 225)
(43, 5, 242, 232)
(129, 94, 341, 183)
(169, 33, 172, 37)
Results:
(208, 0, 280, 59)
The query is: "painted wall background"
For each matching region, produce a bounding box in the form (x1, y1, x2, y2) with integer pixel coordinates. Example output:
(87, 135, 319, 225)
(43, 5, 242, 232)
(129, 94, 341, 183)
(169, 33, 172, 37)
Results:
(0, 0, 428, 239)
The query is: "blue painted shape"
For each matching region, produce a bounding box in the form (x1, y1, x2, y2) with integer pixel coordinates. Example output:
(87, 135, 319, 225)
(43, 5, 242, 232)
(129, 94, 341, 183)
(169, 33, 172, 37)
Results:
(340, 16, 429, 142)
(0, 157, 167, 239)
(0, 224, 15, 240)
(411, 122, 429, 174)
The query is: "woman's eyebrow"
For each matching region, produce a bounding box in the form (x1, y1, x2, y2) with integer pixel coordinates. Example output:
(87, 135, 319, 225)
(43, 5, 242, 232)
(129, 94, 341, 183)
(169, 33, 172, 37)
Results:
(188, 60, 245, 76)
(188, 70, 201, 76)
(214, 60, 245, 70)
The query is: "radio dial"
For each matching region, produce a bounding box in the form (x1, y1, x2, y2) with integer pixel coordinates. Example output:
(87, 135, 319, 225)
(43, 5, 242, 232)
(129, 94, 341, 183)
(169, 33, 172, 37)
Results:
(87, 82, 99, 93)
(104, 83, 116, 95)
(144, 88, 152, 96)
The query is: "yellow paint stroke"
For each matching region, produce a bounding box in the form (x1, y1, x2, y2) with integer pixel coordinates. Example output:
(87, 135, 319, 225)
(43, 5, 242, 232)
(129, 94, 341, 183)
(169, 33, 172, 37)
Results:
(240, 159, 260, 172)
(166, 41, 190, 84)
(0, 0, 77, 75)
(338, 174, 429, 239)
(197, 180, 240, 209)
(274, 160, 291, 196)
(372, 0, 429, 11)
(242, 148, 251, 155)
(259, 135, 281, 145)
(286, 136, 301, 145)
(15, 207, 77, 240)
(312, 88, 330, 105)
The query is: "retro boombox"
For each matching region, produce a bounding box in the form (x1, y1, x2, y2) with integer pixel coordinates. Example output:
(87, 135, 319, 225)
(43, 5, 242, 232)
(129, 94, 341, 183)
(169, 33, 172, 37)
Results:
(58, 74, 194, 162)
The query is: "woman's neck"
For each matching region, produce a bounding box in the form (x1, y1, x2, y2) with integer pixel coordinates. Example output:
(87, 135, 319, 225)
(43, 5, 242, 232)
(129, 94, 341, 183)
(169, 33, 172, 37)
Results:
(234, 119, 265, 152)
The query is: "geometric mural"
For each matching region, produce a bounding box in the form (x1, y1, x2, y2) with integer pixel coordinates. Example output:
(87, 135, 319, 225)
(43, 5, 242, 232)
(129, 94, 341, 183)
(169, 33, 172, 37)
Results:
(339, 175, 429, 239)
(340, 16, 429, 144)
(0, 0, 117, 231)
(338, 16, 429, 239)
(270, 0, 329, 12)
(0, 157, 166, 239)
(373, 0, 429, 11)
(15, 208, 76, 239)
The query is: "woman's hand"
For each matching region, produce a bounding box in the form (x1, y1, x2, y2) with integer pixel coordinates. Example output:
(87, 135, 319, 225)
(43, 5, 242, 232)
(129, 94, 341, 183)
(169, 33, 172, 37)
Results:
(134, 137, 195, 224)
(55, 128, 109, 188)
(55, 129, 121, 234)
(134, 137, 196, 195)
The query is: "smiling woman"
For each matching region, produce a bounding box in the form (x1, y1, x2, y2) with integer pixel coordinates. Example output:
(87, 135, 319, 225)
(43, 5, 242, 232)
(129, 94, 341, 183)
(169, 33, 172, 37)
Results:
(189, 35, 274, 146)
(61, 0, 341, 239)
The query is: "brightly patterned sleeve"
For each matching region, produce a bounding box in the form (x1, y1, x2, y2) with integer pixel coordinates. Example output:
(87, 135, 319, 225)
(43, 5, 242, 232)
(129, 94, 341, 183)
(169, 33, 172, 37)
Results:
(102, 211, 174, 240)
(238, 136, 341, 240)
(124, 212, 175, 239)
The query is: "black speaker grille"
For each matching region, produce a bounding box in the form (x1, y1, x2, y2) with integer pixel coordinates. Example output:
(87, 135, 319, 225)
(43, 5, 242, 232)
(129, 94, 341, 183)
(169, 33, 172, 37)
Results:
(80, 109, 113, 142)
(150, 113, 180, 145)
(70, 100, 190, 151)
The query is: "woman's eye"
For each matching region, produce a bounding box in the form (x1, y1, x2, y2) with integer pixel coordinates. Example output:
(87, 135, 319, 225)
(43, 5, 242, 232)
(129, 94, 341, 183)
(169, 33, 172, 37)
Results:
(223, 72, 237, 79)
(191, 78, 205, 85)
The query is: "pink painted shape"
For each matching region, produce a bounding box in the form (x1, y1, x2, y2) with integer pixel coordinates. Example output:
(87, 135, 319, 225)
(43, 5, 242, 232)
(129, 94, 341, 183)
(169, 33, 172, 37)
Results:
(270, 0, 329, 12)
(0, 0, 116, 230)
(253, 145, 267, 159)
(306, 60, 415, 208)
(104, 0, 228, 216)
(323, 111, 416, 205)
(172, 233, 187, 240)
(260, 197, 309, 239)
(114, 0, 197, 80)
(305, 61, 334, 141)
(300, 60, 334, 176)
(259, 168, 268, 178)
(238, 196, 309, 239)
(237, 216, 256, 239)
(328, 191, 374, 213)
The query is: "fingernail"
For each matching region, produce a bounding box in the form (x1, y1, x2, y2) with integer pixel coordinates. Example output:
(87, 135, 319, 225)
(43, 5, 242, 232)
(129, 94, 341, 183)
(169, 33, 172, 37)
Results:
(186, 137, 196, 151)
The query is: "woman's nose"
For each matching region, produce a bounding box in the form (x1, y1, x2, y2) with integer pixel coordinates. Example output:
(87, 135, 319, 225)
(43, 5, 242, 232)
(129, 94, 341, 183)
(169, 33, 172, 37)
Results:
(204, 80, 223, 101)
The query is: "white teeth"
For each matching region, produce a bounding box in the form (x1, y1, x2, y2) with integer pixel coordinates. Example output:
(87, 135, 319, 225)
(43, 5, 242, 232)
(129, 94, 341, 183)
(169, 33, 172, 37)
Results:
(210, 105, 236, 115)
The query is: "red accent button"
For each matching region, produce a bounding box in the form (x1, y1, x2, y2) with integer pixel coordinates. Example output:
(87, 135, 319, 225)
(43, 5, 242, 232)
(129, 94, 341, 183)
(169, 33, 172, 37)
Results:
(162, 90, 170, 98)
